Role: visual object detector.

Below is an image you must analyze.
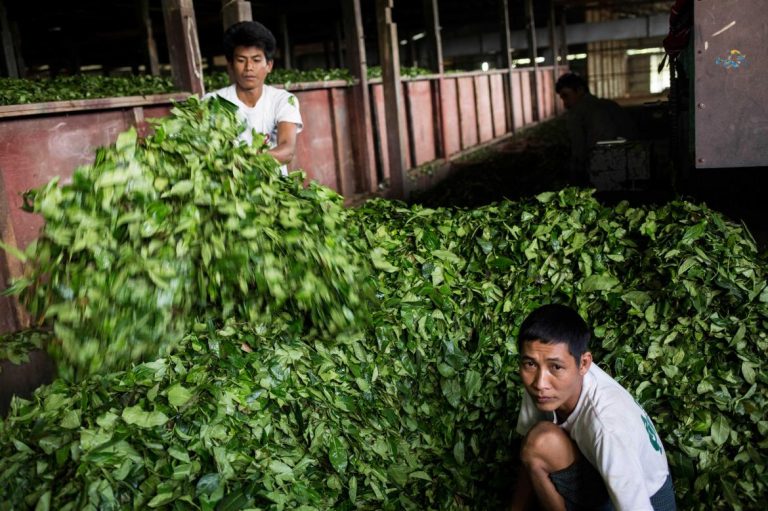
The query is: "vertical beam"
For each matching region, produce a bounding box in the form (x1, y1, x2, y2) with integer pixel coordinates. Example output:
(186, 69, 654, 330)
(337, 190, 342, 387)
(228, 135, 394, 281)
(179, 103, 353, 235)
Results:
(0, 0, 19, 78)
(525, 0, 540, 121)
(162, 0, 204, 95)
(558, 7, 568, 73)
(424, 0, 449, 159)
(423, 0, 444, 74)
(280, 14, 292, 69)
(139, 0, 161, 76)
(342, 0, 377, 193)
(376, 0, 406, 199)
(221, 0, 252, 30)
(499, 0, 514, 132)
(548, 0, 559, 114)
(335, 21, 344, 68)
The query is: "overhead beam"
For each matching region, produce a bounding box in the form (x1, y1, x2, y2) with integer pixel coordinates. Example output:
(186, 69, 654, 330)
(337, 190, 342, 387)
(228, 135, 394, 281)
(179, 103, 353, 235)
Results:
(162, 0, 204, 95)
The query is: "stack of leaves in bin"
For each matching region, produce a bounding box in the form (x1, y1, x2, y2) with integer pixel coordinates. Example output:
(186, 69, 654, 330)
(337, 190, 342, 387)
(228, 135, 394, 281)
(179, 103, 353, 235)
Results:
(2, 135, 768, 508)
(4, 96, 369, 378)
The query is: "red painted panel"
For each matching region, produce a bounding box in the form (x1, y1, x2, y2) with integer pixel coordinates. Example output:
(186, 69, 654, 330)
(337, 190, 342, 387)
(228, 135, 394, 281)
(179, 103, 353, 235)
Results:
(538, 70, 550, 119)
(511, 73, 525, 130)
(474, 75, 494, 143)
(490, 74, 507, 138)
(0, 110, 133, 250)
(291, 89, 337, 189)
(521, 72, 533, 125)
(405, 81, 436, 166)
(457, 77, 478, 150)
(440, 79, 461, 157)
(331, 88, 357, 195)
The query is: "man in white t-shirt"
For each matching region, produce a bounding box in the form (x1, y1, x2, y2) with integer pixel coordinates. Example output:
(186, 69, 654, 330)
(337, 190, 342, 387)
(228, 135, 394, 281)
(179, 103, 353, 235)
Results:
(510, 304, 676, 511)
(206, 21, 303, 176)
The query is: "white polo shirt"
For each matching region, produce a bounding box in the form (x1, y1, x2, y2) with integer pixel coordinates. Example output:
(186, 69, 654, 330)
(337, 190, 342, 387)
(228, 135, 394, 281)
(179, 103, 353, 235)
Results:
(206, 84, 303, 175)
(516, 363, 671, 511)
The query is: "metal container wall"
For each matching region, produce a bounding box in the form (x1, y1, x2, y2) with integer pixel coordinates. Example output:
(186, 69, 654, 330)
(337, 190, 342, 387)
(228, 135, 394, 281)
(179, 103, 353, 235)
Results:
(0, 66, 563, 334)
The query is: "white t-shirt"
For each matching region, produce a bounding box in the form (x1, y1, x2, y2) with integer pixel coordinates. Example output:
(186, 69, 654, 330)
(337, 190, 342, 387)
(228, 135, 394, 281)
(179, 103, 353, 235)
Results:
(205, 84, 303, 175)
(516, 363, 671, 511)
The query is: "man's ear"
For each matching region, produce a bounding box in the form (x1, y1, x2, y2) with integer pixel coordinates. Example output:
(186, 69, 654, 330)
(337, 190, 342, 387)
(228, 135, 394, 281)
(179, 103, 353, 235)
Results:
(579, 352, 592, 375)
(266, 59, 274, 73)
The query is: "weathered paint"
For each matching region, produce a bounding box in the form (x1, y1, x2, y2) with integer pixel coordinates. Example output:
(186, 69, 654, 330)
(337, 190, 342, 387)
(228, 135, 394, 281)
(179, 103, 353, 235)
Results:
(440, 78, 462, 156)
(475, 74, 495, 143)
(405, 80, 437, 166)
(457, 76, 479, 149)
(490, 73, 508, 138)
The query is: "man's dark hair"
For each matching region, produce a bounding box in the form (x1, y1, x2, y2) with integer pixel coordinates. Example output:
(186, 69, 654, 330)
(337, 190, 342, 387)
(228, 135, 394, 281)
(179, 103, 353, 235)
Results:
(223, 21, 277, 62)
(555, 73, 589, 94)
(517, 304, 591, 362)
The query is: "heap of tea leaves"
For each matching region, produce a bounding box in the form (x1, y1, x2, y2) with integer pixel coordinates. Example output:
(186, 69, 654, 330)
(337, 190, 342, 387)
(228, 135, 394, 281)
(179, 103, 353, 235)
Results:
(0, 75, 178, 105)
(1, 107, 767, 508)
(3, 96, 368, 378)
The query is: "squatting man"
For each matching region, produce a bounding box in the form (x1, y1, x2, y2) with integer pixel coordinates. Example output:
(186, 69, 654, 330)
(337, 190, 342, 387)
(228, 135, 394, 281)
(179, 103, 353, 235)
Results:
(206, 21, 303, 175)
(510, 304, 676, 511)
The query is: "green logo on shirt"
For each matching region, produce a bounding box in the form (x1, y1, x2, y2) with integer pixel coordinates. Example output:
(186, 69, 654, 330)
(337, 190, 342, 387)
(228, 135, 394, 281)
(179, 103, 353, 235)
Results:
(642, 414, 662, 452)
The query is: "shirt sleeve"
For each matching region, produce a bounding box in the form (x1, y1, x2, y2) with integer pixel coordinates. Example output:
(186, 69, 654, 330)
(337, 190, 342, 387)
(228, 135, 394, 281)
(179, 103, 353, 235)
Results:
(275, 92, 303, 133)
(594, 430, 655, 511)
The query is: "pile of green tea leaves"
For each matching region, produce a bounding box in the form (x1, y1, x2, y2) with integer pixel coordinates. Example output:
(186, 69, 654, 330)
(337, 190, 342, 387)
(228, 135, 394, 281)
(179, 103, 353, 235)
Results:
(205, 66, 433, 91)
(0, 75, 178, 105)
(2, 103, 767, 509)
(3, 96, 368, 378)
(1, 66, 441, 106)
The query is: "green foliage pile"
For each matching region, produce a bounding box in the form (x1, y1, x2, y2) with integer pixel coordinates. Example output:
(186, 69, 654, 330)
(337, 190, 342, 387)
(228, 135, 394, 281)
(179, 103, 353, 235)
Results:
(1, 100, 768, 509)
(0, 66, 437, 106)
(0, 75, 177, 105)
(4, 97, 368, 378)
(205, 66, 433, 91)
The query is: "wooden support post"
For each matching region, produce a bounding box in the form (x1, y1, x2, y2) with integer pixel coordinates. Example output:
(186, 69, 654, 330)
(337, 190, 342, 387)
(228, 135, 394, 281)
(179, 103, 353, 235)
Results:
(0, 0, 19, 78)
(499, 0, 514, 132)
(525, 0, 540, 121)
(221, 0, 252, 30)
(424, 0, 449, 159)
(139, 0, 161, 76)
(559, 7, 568, 72)
(342, 0, 377, 193)
(280, 14, 292, 69)
(422, 0, 444, 74)
(376, 0, 406, 199)
(162, 0, 204, 95)
(548, 0, 559, 115)
(335, 21, 344, 68)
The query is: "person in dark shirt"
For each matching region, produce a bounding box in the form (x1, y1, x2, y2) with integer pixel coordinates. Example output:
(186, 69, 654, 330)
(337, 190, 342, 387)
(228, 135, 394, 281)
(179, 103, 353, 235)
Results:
(556, 73, 637, 184)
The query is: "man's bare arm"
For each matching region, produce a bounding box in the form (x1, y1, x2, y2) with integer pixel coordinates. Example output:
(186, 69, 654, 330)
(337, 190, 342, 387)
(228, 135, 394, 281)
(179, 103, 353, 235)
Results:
(267, 121, 299, 164)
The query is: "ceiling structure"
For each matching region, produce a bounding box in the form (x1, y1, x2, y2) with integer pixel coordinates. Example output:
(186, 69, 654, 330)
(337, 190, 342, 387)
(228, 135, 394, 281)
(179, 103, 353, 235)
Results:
(1, 0, 673, 77)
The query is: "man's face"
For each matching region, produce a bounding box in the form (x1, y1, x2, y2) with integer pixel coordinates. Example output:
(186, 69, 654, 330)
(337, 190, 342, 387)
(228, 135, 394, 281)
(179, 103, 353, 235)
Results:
(230, 45, 273, 92)
(558, 86, 585, 110)
(520, 340, 591, 419)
